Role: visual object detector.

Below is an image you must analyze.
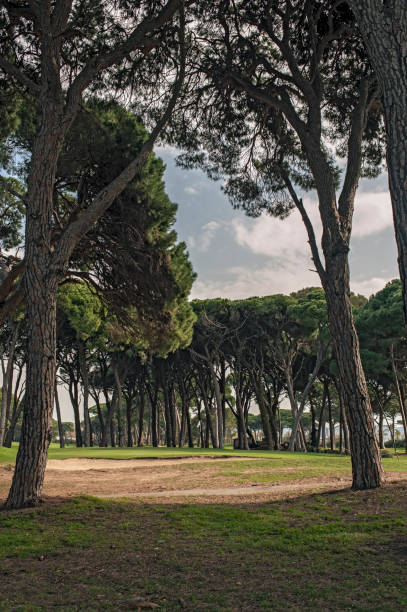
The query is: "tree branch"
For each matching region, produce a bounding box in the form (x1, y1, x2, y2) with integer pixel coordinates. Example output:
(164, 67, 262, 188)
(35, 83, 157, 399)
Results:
(64, 0, 180, 120)
(0, 56, 40, 95)
(283, 174, 326, 280)
(52, 0, 186, 272)
(337, 78, 372, 237)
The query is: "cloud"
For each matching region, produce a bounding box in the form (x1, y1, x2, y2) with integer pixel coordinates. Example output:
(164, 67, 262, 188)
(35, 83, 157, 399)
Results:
(350, 276, 394, 298)
(191, 265, 394, 302)
(155, 144, 180, 158)
(230, 189, 393, 263)
(186, 235, 196, 249)
(352, 191, 393, 238)
(231, 203, 317, 260)
(184, 185, 199, 195)
(191, 257, 320, 300)
(198, 221, 222, 252)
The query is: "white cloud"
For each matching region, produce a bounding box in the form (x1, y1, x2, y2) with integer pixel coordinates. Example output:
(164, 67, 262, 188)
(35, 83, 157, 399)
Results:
(352, 191, 393, 237)
(191, 267, 394, 302)
(191, 258, 320, 300)
(350, 276, 393, 298)
(184, 185, 199, 195)
(186, 235, 196, 249)
(231, 202, 319, 260)
(198, 221, 222, 252)
(155, 144, 179, 158)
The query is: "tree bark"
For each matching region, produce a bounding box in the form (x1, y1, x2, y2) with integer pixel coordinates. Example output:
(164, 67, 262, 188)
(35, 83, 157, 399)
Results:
(78, 341, 91, 447)
(252, 375, 273, 450)
(3, 0, 185, 507)
(69, 380, 83, 447)
(137, 390, 145, 447)
(54, 381, 65, 449)
(0, 322, 19, 445)
(323, 275, 383, 487)
(349, 1, 407, 327)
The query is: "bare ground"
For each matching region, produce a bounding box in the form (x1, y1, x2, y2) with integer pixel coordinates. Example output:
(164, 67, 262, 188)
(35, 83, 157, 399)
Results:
(1, 455, 406, 504)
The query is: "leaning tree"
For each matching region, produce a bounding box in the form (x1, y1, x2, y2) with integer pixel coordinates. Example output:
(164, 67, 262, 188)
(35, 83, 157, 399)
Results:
(0, 0, 187, 509)
(174, 0, 384, 488)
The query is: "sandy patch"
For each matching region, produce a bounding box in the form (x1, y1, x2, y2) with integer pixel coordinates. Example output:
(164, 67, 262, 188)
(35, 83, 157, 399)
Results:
(45, 456, 257, 471)
(1, 456, 406, 506)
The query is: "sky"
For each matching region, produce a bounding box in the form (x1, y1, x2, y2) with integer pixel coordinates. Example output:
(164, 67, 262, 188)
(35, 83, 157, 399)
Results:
(159, 147, 398, 302)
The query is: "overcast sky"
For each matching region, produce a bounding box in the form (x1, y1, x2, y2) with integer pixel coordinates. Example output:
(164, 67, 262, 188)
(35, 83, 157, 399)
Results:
(160, 147, 398, 301)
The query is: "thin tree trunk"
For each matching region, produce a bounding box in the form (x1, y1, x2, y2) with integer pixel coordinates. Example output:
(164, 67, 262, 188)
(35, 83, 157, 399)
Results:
(378, 406, 384, 450)
(390, 344, 407, 453)
(137, 390, 145, 447)
(310, 395, 317, 449)
(288, 340, 324, 451)
(0, 322, 19, 445)
(92, 392, 106, 447)
(4, 392, 25, 448)
(69, 380, 83, 447)
(253, 376, 273, 449)
(186, 403, 194, 447)
(78, 341, 91, 447)
(126, 396, 133, 447)
(327, 386, 335, 451)
(102, 387, 115, 448)
(206, 355, 223, 448)
(54, 381, 65, 449)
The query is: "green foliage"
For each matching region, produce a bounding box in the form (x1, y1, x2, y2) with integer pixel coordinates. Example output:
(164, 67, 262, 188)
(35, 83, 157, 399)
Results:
(52, 99, 196, 356)
(0, 177, 25, 250)
(58, 283, 104, 342)
(356, 279, 404, 377)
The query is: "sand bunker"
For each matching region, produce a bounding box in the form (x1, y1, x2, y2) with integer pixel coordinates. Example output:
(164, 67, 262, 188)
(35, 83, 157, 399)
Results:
(46, 455, 258, 471)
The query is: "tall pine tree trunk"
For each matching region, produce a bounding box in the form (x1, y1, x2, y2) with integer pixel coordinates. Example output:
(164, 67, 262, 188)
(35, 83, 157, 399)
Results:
(323, 272, 383, 487)
(6, 281, 58, 507)
(349, 2, 407, 326)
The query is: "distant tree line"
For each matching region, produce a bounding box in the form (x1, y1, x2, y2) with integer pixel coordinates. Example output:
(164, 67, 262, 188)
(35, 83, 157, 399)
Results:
(2, 281, 406, 455)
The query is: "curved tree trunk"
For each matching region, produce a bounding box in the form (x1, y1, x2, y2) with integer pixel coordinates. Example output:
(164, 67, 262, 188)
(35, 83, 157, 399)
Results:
(4, 393, 25, 448)
(6, 283, 58, 508)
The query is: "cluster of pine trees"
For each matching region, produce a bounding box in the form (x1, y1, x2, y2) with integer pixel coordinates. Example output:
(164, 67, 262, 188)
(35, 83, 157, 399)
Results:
(2, 281, 406, 456)
(1, 1, 407, 507)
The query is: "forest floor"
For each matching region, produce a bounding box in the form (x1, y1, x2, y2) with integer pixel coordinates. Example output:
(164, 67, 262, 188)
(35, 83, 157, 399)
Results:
(1, 449, 407, 610)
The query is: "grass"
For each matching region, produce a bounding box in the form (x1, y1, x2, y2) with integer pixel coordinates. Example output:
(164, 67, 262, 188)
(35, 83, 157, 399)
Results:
(1, 487, 407, 610)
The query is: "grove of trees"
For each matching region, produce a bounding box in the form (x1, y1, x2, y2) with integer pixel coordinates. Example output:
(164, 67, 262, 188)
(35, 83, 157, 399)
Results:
(1, 0, 406, 508)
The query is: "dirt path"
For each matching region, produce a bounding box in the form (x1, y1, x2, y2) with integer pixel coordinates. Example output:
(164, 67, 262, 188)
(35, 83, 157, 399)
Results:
(101, 479, 349, 499)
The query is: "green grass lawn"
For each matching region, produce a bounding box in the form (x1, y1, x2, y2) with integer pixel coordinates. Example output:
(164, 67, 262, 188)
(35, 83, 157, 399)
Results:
(1, 447, 407, 610)
(1, 487, 407, 611)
